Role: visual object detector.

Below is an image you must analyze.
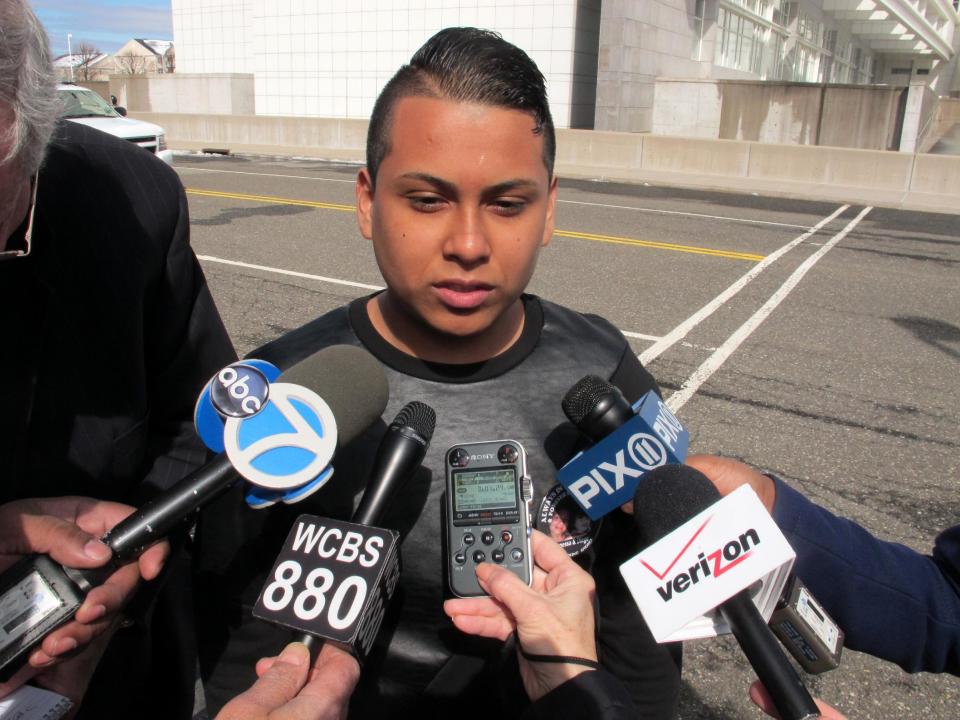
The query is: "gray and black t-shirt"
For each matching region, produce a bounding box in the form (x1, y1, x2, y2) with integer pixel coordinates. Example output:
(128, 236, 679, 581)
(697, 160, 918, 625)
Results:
(195, 294, 681, 719)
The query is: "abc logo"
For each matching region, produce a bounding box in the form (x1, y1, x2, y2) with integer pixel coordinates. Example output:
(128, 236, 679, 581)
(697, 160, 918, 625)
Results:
(224, 383, 338, 491)
(211, 363, 270, 418)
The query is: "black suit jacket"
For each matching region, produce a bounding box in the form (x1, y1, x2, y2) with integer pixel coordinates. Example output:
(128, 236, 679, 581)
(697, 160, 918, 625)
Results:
(0, 121, 235, 718)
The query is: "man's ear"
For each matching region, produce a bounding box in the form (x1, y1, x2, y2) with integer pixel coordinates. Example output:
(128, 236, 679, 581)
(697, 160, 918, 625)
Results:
(356, 168, 375, 240)
(542, 174, 558, 247)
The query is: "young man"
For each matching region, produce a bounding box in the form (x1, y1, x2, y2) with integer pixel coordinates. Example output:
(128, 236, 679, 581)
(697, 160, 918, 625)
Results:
(195, 28, 680, 719)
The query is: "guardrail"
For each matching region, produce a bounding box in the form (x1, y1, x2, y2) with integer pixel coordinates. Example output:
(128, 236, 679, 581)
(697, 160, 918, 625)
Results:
(134, 112, 960, 214)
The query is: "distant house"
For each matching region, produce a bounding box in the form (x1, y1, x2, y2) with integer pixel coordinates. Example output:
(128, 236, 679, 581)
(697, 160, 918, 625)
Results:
(53, 52, 114, 82)
(113, 38, 175, 75)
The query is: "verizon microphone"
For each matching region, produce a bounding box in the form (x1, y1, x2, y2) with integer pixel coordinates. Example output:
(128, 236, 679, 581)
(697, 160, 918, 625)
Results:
(258, 402, 437, 663)
(0, 346, 388, 679)
(626, 465, 819, 720)
(556, 376, 689, 519)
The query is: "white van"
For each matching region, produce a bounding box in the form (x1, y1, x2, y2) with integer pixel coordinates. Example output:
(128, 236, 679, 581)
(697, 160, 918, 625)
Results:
(57, 84, 174, 165)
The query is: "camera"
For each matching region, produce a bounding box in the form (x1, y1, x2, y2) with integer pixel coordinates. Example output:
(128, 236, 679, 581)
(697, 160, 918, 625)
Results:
(445, 440, 533, 597)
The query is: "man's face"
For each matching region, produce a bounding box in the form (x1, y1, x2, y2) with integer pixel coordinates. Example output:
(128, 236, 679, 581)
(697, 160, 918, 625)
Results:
(357, 95, 556, 349)
(0, 104, 32, 252)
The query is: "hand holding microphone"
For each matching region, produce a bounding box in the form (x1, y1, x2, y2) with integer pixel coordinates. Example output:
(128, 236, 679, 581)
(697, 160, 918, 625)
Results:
(0, 497, 169, 705)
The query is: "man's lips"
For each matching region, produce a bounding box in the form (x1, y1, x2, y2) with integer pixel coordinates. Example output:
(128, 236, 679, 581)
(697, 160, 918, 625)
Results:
(432, 281, 494, 309)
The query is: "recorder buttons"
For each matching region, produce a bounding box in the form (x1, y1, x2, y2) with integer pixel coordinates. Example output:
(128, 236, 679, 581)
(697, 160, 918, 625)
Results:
(511, 548, 524, 563)
(481, 531, 495, 545)
(454, 552, 466, 565)
(462, 533, 475, 546)
(500, 530, 513, 544)
(492, 550, 505, 563)
(473, 550, 486, 564)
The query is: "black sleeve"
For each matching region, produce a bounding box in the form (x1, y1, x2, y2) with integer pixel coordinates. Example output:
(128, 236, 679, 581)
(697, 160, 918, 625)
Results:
(139, 179, 236, 499)
(592, 338, 683, 718)
(522, 670, 638, 720)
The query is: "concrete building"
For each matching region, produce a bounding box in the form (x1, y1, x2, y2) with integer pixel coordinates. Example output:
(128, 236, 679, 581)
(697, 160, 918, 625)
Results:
(170, 0, 958, 135)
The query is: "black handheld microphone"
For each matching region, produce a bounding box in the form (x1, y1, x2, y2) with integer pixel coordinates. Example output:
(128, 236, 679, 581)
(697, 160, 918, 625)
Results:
(557, 375, 688, 519)
(102, 345, 389, 562)
(352, 401, 436, 526)
(272, 401, 436, 661)
(0, 345, 388, 679)
(633, 465, 820, 720)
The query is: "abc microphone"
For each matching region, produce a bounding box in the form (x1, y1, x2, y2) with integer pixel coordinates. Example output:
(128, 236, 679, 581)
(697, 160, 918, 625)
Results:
(630, 465, 820, 720)
(0, 345, 388, 679)
(556, 375, 689, 519)
(262, 401, 437, 663)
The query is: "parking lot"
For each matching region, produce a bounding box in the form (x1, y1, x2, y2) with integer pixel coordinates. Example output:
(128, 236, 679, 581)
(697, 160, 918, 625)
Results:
(176, 152, 959, 719)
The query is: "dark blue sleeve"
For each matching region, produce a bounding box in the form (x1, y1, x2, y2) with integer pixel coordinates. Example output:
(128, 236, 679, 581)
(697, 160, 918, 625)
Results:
(771, 477, 960, 674)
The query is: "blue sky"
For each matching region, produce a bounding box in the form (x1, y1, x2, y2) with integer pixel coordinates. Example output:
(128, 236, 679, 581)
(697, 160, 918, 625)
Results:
(34, 0, 173, 56)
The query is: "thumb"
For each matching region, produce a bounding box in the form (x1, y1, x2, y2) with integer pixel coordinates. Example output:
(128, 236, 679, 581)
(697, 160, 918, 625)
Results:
(237, 643, 310, 712)
(475, 562, 536, 614)
(5, 514, 111, 568)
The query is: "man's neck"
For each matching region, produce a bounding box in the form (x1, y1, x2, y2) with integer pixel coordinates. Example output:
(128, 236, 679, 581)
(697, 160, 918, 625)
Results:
(366, 294, 526, 365)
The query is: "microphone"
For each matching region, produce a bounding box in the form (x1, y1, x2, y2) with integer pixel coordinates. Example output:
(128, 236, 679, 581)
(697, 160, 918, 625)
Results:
(352, 400, 436, 526)
(556, 375, 689, 519)
(103, 345, 389, 562)
(262, 401, 437, 662)
(631, 465, 820, 720)
(0, 345, 388, 678)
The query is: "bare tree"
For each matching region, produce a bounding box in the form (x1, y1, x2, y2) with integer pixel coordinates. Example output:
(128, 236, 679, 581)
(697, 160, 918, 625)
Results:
(115, 52, 148, 75)
(74, 41, 101, 81)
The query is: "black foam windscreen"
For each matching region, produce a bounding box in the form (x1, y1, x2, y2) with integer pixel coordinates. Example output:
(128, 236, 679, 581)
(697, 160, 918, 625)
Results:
(632, 464, 722, 548)
(391, 400, 436, 441)
(561, 374, 614, 425)
(278, 345, 389, 446)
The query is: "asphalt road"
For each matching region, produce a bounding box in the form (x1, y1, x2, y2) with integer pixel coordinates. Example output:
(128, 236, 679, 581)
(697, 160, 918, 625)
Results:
(174, 153, 960, 719)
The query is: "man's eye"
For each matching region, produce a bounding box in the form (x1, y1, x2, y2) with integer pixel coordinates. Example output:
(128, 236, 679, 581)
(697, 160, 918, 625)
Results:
(408, 196, 445, 212)
(491, 200, 525, 217)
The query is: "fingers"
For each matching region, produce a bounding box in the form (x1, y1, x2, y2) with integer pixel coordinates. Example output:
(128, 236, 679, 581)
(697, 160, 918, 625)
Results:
(216, 643, 310, 719)
(0, 661, 39, 700)
(448, 612, 515, 641)
(527, 530, 576, 575)
(137, 539, 170, 582)
(748, 681, 847, 720)
(0, 512, 111, 571)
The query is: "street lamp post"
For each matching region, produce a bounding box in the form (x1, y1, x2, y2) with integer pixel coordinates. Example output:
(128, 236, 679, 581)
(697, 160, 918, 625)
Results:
(67, 33, 74, 81)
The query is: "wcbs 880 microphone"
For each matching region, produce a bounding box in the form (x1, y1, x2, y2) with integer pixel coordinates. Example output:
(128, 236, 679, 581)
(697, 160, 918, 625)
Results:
(556, 376, 689, 520)
(623, 465, 820, 720)
(0, 345, 388, 679)
(254, 402, 437, 664)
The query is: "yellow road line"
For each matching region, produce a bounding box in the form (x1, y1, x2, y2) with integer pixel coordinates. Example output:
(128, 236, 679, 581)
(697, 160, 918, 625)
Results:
(186, 188, 355, 212)
(187, 187, 764, 262)
(554, 229, 764, 262)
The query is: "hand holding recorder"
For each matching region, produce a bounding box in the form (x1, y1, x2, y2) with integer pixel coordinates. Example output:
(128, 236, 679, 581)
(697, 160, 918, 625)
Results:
(444, 530, 598, 702)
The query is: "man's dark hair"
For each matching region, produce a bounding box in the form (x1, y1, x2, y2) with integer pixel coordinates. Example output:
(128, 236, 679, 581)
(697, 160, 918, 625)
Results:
(366, 27, 555, 186)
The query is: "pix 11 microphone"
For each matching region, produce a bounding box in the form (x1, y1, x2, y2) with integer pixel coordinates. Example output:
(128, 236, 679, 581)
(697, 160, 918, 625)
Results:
(0, 345, 388, 679)
(632, 465, 820, 720)
(260, 402, 437, 663)
(556, 376, 689, 519)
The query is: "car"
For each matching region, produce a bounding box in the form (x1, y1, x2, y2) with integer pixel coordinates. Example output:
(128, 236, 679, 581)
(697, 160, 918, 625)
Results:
(57, 83, 173, 165)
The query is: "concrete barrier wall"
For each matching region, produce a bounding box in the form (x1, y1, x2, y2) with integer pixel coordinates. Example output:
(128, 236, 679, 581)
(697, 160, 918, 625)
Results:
(113, 74, 255, 115)
(137, 112, 959, 213)
(654, 78, 908, 151)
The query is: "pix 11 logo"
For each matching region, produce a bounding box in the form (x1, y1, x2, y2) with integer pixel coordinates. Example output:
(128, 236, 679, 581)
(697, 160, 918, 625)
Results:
(194, 361, 338, 507)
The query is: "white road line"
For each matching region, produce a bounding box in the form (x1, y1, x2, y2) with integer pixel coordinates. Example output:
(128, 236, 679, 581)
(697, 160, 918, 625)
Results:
(200, 255, 661, 340)
(177, 166, 357, 184)
(639, 204, 849, 366)
(197, 255, 384, 291)
(557, 199, 811, 229)
(622, 330, 662, 341)
(666, 205, 873, 413)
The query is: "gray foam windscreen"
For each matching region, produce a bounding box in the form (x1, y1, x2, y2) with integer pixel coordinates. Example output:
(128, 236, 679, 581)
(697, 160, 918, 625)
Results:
(279, 345, 389, 445)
